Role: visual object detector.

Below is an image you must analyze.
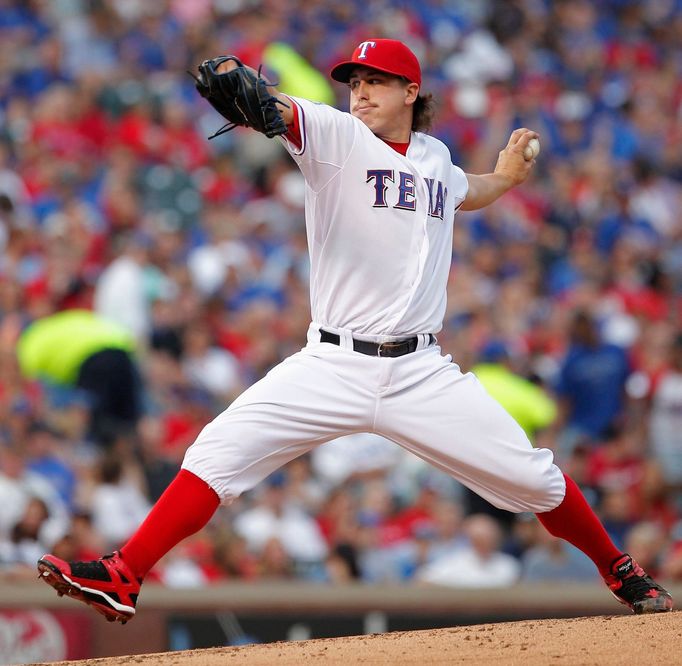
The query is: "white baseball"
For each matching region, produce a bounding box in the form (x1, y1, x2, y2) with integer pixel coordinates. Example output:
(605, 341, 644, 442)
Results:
(523, 137, 540, 161)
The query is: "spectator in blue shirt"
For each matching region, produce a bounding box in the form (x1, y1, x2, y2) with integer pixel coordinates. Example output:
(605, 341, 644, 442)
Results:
(555, 310, 631, 456)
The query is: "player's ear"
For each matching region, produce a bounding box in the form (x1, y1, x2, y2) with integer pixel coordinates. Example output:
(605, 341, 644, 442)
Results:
(405, 82, 419, 105)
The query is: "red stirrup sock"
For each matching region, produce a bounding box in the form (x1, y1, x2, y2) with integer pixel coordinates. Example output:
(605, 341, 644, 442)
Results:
(536, 473, 621, 576)
(120, 469, 220, 580)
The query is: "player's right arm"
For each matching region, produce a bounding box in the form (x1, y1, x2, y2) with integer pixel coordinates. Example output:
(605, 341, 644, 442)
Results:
(461, 129, 538, 211)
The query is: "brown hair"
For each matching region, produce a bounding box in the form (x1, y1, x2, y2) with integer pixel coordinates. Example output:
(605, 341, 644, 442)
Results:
(412, 93, 435, 133)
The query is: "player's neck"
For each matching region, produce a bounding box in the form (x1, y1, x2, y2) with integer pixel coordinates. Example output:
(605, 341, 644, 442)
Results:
(382, 137, 410, 155)
(375, 126, 412, 144)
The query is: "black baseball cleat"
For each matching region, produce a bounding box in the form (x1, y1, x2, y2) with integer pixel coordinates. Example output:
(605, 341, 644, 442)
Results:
(604, 554, 673, 614)
(37, 551, 140, 624)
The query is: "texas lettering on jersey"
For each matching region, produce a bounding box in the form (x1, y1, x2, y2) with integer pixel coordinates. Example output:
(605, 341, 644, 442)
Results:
(366, 170, 448, 219)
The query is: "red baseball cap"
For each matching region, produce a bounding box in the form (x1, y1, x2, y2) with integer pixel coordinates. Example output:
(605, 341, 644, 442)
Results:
(330, 39, 421, 87)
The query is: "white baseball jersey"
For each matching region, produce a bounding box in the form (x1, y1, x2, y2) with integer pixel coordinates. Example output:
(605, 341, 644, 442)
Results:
(183, 97, 565, 520)
(280, 96, 469, 340)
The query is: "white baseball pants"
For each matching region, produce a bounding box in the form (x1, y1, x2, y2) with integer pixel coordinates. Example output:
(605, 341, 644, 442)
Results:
(182, 328, 566, 512)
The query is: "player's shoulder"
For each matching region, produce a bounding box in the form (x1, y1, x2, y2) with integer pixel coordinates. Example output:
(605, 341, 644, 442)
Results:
(288, 95, 357, 133)
(414, 131, 451, 157)
(412, 132, 464, 172)
(287, 95, 331, 109)
(288, 95, 348, 118)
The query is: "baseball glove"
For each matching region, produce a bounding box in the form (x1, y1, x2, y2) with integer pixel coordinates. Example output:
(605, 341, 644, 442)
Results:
(192, 56, 289, 139)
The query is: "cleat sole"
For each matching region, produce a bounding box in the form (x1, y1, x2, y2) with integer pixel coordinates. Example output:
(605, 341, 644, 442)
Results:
(633, 596, 674, 614)
(37, 559, 134, 625)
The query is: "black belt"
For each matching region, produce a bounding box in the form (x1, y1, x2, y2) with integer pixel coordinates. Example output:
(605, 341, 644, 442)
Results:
(320, 329, 434, 357)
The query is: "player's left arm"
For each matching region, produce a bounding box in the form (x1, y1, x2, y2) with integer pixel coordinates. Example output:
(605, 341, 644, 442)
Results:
(215, 58, 296, 126)
(460, 129, 538, 211)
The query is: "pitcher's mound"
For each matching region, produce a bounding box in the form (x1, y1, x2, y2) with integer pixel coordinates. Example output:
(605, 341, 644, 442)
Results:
(45, 612, 679, 666)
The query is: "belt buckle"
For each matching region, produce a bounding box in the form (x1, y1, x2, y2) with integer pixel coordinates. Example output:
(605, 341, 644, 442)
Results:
(377, 341, 402, 357)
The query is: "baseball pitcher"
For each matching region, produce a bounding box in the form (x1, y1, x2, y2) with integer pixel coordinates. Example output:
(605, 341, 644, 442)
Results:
(38, 39, 672, 622)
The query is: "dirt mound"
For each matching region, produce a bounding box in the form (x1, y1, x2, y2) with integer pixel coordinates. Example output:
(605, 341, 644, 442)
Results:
(40, 612, 680, 665)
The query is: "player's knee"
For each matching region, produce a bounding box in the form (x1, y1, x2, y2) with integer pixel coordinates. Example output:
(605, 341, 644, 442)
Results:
(510, 465, 565, 513)
(516, 492, 563, 514)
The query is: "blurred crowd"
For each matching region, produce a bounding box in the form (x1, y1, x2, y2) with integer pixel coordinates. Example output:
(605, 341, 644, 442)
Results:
(3, 0, 682, 589)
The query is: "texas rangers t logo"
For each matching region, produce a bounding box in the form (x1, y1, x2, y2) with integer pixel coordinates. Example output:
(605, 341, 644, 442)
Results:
(357, 41, 376, 59)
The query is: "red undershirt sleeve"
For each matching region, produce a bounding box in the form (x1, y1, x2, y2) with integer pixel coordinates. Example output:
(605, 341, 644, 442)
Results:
(285, 98, 302, 150)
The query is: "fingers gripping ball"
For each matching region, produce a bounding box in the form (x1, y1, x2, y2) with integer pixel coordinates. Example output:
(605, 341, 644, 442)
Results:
(192, 56, 289, 139)
(523, 137, 540, 161)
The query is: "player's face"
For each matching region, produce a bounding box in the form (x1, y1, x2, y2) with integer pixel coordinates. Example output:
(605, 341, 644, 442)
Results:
(348, 67, 418, 140)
